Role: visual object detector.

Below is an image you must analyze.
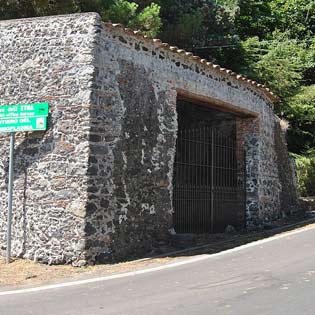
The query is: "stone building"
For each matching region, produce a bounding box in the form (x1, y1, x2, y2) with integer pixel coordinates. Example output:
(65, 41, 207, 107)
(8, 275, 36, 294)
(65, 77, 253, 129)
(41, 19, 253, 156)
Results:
(0, 13, 297, 265)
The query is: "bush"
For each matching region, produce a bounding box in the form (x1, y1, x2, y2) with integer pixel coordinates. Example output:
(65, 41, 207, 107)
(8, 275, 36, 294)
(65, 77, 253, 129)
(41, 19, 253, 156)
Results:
(292, 152, 315, 196)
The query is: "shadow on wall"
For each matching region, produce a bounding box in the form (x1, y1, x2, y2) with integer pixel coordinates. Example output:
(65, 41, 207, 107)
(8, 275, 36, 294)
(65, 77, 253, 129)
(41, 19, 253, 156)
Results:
(274, 120, 299, 216)
(1, 114, 55, 256)
(83, 59, 177, 263)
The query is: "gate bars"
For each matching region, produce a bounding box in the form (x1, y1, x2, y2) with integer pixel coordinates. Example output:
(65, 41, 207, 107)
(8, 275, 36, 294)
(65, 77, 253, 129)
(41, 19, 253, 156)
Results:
(173, 126, 246, 233)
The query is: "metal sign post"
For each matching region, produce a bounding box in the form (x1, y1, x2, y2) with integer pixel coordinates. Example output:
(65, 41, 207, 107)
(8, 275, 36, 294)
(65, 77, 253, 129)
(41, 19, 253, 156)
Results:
(6, 132, 15, 263)
(0, 102, 49, 263)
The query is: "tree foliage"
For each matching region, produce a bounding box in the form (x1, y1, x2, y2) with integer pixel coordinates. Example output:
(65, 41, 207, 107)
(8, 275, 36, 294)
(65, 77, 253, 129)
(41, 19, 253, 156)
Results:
(0, 0, 161, 36)
(285, 85, 315, 153)
(158, 0, 237, 52)
(240, 34, 309, 98)
(292, 152, 315, 197)
(235, 0, 275, 39)
(270, 0, 315, 39)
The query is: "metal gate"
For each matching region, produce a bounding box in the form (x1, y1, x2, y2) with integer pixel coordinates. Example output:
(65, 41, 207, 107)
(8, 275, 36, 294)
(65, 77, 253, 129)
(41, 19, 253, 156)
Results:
(173, 126, 246, 233)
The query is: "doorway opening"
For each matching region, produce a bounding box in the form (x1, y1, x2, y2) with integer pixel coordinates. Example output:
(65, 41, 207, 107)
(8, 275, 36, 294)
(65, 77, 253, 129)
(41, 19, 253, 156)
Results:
(173, 99, 246, 233)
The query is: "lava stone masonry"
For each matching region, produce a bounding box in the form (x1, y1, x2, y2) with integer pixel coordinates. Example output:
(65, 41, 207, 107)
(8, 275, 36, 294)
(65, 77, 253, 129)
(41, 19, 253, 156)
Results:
(0, 13, 297, 265)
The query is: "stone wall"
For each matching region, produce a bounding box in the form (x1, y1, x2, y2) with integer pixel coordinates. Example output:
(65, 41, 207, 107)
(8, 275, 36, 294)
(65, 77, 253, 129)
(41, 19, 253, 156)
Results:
(0, 13, 298, 264)
(84, 15, 290, 260)
(236, 117, 260, 225)
(274, 118, 298, 216)
(0, 14, 97, 264)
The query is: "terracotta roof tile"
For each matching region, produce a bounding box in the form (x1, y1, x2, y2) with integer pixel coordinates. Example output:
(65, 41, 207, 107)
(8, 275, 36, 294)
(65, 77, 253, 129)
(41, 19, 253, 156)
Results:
(103, 22, 279, 102)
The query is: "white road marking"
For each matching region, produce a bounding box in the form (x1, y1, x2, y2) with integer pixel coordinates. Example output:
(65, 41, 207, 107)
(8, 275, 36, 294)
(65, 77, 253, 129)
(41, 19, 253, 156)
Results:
(0, 225, 314, 296)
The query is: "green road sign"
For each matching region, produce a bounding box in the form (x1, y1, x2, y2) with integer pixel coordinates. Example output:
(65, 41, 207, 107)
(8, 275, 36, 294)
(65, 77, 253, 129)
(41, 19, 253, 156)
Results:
(0, 102, 49, 119)
(0, 116, 47, 133)
(0, 102, 49, 133)
(0, 102, 49, 263)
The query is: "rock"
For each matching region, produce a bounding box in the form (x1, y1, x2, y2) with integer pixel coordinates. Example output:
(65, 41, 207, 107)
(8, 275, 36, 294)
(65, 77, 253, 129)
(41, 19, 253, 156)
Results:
(225, 225, 236, 234)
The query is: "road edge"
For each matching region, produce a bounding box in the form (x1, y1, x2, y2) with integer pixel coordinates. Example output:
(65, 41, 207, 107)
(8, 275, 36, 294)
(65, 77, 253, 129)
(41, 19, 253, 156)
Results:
(1, 222, 314, 297)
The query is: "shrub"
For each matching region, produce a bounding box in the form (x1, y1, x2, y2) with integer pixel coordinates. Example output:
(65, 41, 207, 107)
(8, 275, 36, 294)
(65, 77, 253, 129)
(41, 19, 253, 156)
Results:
(292, 152, 315, 196)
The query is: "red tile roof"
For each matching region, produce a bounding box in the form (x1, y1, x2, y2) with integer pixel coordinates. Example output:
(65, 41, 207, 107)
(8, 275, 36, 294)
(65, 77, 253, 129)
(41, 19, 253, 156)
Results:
(104, 22, 279, 103)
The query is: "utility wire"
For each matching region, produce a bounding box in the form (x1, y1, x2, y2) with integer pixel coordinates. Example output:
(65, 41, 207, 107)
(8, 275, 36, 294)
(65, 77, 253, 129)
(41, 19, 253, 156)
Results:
(189, 38, 314, 50)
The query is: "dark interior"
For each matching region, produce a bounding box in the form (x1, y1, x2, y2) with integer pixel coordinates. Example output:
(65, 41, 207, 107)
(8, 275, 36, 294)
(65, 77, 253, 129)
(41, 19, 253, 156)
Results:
(173, 99, 245, 233)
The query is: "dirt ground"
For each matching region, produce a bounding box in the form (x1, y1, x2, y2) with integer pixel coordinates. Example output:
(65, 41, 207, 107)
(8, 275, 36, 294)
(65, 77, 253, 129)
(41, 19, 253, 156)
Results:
(0, 255, 180, 288)
(1, 220, 314, 289)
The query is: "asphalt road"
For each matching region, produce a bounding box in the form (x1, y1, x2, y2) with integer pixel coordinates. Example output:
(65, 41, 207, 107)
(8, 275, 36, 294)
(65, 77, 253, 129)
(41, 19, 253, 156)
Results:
(1, 227, 315, 315)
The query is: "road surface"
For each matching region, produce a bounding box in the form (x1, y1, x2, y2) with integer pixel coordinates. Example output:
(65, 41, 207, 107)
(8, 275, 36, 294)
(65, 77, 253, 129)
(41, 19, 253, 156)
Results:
(1, 226, 315, 315)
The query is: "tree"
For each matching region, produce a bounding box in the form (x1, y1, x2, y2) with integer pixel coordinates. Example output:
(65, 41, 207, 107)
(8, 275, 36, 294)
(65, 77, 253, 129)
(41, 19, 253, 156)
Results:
(292, 153, 315, 196)
(240, 34, 309, 98)
(270, 0, 315, 39)
(157, 0, 238, 64)
(128, 3, 161, 37)
(285, 85, 315, 153)
(0, 0, 78, 19)
(235, 0, 278, 39)
(0, 0, 162, 37)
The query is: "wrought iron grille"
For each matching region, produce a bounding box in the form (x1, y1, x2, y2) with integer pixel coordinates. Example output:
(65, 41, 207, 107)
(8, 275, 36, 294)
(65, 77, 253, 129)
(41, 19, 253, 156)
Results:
(173, 126, 246, 233)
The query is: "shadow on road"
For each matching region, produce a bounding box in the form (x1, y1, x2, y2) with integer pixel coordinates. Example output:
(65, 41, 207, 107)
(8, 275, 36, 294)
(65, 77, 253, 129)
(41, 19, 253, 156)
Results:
(134, 215, 315, 262)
